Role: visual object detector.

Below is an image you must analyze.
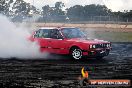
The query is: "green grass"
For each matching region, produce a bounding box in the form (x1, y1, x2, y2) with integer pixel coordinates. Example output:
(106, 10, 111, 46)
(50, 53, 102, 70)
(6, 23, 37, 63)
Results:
(92, 31, 132, 42)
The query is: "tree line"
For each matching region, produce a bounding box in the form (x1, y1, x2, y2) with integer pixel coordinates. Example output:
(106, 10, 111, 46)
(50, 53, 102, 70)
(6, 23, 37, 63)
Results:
(0, 0, 132, 22)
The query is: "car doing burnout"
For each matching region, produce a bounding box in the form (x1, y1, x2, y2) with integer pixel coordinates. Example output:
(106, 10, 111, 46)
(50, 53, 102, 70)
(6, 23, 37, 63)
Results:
(29, 27, 111, 60)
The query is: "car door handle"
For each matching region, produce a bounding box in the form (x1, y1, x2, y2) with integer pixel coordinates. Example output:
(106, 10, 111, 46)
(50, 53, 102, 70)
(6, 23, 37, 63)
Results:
(48, 40, 51, 42)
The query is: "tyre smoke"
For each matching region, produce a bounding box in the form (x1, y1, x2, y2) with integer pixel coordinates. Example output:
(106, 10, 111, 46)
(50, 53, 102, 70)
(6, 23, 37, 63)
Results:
(0, 15, 46, 59)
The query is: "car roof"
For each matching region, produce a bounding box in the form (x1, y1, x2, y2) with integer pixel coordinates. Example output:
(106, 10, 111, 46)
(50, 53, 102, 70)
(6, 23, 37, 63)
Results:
(39, 27, 77, 30)
(39, 27, 57, 29)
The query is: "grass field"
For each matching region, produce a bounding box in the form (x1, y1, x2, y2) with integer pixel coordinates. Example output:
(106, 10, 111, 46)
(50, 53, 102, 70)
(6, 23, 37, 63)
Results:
(80, 27, 132, 42)
(93, 31, 132, 42)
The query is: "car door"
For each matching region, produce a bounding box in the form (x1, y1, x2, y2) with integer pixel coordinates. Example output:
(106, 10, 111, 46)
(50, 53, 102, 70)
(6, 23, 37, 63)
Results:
(34, 29, 50, 52)
(48, 29, 69, 54)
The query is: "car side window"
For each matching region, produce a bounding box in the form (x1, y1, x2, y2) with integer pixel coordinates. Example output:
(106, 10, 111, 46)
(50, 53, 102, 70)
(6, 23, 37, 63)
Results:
(41, 29, 50, 38)
(34, 29, 50, 38)
(34, 29, 43, 38)
(49, 29, 63, 39)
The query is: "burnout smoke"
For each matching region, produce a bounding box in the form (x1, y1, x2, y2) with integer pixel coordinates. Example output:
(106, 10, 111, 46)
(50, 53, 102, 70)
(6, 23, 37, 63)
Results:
(0, 15, 45, 59)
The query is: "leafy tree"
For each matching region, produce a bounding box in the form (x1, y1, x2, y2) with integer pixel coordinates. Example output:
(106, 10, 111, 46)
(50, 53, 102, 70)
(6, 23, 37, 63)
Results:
(67, 5, 84, 17)
(12, 0, 39, 22)
(1, 0, 132, 22)
(42, 5, 50, 17)
(67, 4, 112, 21)
(42, 5, 51, 22)
(13, 0, 30, 16)
(0, 0, 13, 15)
(51, 2, 65, 16)
(122, 10, 132, 22)
(55, 2, 65, 10)
(42, 2, 65, 22)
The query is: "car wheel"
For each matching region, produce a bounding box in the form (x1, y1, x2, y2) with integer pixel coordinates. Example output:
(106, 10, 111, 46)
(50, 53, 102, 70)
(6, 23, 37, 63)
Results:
(71, 48, 82, 60)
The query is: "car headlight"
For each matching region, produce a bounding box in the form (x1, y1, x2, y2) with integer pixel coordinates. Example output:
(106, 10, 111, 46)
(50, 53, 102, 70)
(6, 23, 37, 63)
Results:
(106, 43, 111, 47)
(93, 45, 96, 48)
(106, 44, 109, 47)
(109, 44, 111, 47)
(90, 44, 96, 49)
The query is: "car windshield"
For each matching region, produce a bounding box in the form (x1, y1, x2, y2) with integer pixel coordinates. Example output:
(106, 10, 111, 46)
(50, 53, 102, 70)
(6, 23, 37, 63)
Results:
(61, 28, 86, 38)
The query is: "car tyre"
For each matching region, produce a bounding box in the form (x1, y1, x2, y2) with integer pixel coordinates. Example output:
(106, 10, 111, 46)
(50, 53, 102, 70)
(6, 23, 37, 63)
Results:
(70, 48, 82, 60)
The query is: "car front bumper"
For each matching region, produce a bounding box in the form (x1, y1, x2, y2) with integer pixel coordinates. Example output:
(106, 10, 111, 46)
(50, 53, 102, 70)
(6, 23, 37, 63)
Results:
(83, 48, 111, 57)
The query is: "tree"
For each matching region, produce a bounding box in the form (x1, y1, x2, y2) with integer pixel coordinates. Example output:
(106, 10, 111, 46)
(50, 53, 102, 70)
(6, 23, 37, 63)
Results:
(42, 5, 51, 22)
(41, 2, 66, 22)
(42, 5, 50, 17)
(12, 0, 39, 22)
(67, 4, 112, 21)
(0, 0, 13, 15)
(67, 5, 84, 18)
(122, 10, 132, 22)
(55, 2, 65, 10)
(67, 5, 84, 21)
(52, 2, 65, 16)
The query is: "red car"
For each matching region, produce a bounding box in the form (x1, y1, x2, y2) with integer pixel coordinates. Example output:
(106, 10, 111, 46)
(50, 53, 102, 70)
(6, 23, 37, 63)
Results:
(30, 27, 111, 60)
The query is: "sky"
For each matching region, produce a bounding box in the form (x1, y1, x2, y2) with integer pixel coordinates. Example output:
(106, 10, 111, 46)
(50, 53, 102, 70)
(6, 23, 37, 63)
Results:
(24, 0, 132, 12)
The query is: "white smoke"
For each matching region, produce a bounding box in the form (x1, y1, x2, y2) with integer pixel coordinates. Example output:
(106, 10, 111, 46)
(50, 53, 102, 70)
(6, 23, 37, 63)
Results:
(0, 15, 46, 59)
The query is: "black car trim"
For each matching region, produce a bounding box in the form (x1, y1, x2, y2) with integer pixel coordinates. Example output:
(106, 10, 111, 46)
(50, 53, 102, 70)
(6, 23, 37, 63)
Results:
(41, 46, 47, 48)
(41, 47, 66, 50)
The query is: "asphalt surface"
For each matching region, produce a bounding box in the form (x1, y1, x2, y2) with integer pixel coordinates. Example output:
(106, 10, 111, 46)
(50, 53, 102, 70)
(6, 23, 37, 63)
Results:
(0, 43, 132, 88)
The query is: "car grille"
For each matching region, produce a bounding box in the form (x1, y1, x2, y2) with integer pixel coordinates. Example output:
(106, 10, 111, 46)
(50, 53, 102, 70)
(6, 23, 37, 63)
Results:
(96, 44, 108, 48)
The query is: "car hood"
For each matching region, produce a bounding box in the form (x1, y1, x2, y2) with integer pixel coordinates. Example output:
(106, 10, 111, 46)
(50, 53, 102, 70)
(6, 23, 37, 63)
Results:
(66, 38, 110, 44)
